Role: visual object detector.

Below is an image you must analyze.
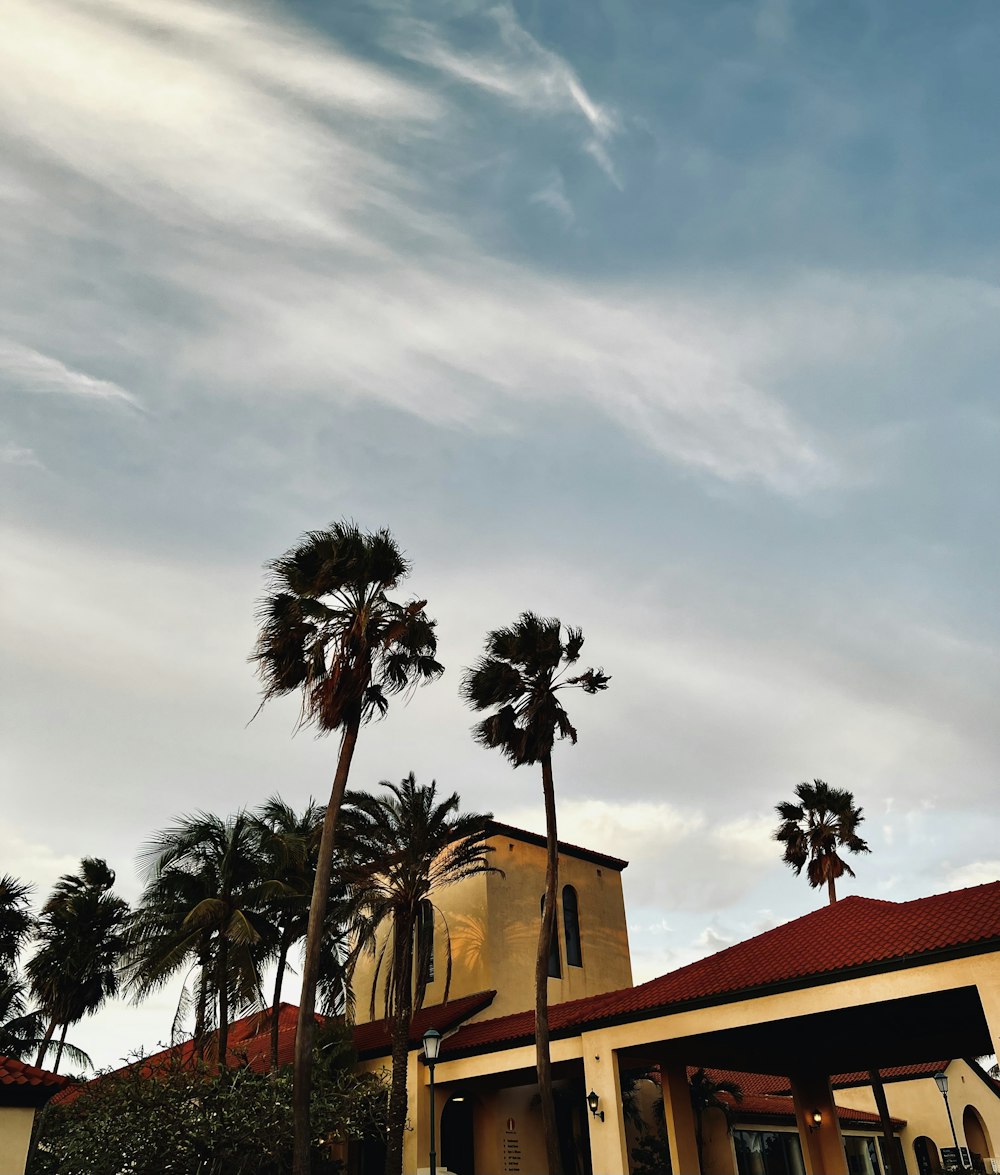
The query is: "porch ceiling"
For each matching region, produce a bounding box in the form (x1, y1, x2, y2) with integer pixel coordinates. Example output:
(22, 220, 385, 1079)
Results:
(618, 985, 991, 1077)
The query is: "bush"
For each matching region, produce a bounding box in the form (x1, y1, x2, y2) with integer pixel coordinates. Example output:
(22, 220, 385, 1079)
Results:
(31, 1028, 387, 1175)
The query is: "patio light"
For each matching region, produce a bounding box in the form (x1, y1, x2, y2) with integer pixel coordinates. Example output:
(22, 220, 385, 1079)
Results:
(587, 1090, 605, 1121)
(422, 1029, 441, 1175)
(810, 1109, 822, 1130)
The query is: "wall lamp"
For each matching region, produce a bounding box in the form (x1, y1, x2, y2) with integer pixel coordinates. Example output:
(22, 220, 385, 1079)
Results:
(809, 1109, 823, 1131)
(587, 1090, 605, 1122)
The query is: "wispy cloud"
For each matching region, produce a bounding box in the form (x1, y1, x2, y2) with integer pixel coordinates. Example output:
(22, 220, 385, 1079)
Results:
(0, 341, 138, 405)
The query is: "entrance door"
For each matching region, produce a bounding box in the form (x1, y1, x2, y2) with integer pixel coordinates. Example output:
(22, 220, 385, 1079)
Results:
(441, 1096, 475, 1175)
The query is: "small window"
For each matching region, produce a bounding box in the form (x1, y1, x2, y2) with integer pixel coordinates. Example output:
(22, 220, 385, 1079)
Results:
(540, 895, 561, 978)
(417, 899, 434, 984)
(563, 886, 582, 967)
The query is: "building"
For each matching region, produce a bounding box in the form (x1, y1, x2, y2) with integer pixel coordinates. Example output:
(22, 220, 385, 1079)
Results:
(0, 1054, 69, 1174)
(350, 822, 1000, 1175)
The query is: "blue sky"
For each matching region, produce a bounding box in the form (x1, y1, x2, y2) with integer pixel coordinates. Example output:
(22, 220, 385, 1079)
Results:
(2, 0, 999, 1068)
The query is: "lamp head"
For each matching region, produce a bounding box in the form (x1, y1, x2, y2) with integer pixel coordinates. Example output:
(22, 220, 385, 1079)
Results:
(934, 1071, 949, 1096)
(586, 1090, 604, 1121)
(422, 1028, 441, 1063)
(811, 1109, 822, 1128)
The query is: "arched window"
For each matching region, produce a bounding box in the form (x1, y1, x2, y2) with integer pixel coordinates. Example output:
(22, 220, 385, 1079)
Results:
(417, 899, 434, 984)
(540, 895, 561, 978)
(912, 1136, 940, 1175)
(963, 1104, 993, 1164)
(563, 886, 582, 967)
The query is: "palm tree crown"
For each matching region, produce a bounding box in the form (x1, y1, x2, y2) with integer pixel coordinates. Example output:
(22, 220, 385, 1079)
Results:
(773, 779, 870, 904)
(252, 520, 443, 733)
(0, 875, 34, 971)
(461, 612, 610, 764)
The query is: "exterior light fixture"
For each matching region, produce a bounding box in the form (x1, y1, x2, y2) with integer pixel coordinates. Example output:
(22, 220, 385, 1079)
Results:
(810, 1109, 823, 1130)
(933, 1070, 967, 1168)
(422, 1029, 442, 1175)
(587, 1090, 605, 1122)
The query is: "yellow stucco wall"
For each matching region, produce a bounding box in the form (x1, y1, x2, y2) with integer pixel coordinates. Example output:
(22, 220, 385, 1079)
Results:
(835, 1058, 1000, 1168)
(0, 1106, 35, 1175)
(351, 830, 632, 1024)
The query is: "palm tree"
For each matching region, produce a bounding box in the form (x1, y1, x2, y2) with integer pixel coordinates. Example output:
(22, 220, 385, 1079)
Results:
(689, 1068, 743, 1173)
(462, 613, 609, 1175)
(128, 812, 271, 1065)
(28, 858, 128, 1072)
(251, 520, 443, 1175)
(343, 773, 497, 1175)
(773, 779, 871, 904)
(254, 796, 357, 1074)
(0, 875, 34, 972)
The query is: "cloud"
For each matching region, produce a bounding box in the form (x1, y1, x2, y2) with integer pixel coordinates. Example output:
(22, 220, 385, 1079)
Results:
(0, 0, 831, 493)
(945, 861, 1000, 889)
(0, 341, 138, 405)
(0, 437, 39, 465)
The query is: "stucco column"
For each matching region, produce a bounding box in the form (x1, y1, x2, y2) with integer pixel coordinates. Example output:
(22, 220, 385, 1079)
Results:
(661, 1061, 701, 1174)
(789, 1070, 848, 1175)
(583, 1047, 631, 1175)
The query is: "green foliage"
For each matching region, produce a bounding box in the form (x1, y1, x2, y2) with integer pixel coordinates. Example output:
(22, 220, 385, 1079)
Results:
(30, 1031, 387, 1175)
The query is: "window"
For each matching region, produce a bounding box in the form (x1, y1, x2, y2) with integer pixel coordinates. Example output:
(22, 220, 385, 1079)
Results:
(734, 1130, 805, 1175)
(844, 1136, 879, 1175)
(562, 886, 582, 967)
(417, 899, 434, 984)
(540, 895, 561, 978)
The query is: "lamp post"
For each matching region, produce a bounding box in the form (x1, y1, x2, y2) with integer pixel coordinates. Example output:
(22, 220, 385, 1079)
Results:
(934, 1071, 966, 1170)
(423, 1029, 441, 1175)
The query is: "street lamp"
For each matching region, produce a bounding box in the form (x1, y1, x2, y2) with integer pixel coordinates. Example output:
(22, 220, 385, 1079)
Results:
(934, 1071, 967, 1170)
(423, 1029, 441, 1175)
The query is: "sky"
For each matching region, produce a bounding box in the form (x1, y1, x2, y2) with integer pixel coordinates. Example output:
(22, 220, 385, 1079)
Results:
(2, 0, 999, 1071)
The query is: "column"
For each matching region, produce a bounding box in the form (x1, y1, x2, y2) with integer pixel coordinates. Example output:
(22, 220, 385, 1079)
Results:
(661, 1061, 701, 1175)
(583, 1049, 631, 1175)
(977, 967, 1000, 1064)
(789, 1070, 848, 1175)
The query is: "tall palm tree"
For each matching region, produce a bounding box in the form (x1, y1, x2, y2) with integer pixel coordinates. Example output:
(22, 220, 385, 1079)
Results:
(689, 1068, 743, 1173)
(28, 858, 128, 1072)
(252, 520, 443, 1175)
(343, 773, 497, 1175)
(773, 779, 871, 904)
(128, 812, 271, 1065)
(462, 613, 609, 1175)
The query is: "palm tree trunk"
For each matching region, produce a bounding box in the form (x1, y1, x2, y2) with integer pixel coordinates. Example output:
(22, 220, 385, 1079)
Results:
(218, 938, 230, 1069)
(828, 872, 838, 904)
(34, 1015, 57, 1068)
(384, 915, 415, 1175)
(271, 936, 291, 1075)
(195, 945, 210, 1059)
(536, 751, 564, 1175)
(293, 714, 362, 1175)
(51, 1022, 69, 1074)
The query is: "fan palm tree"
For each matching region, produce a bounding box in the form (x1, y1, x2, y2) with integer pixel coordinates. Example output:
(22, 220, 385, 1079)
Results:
(773, 779, 870, 904)
(28, 858, 129, 1072)
(689, 1068, 743, 1173)
(128, 811, 272, 1065)
(342, 773, 497, 1175)
(251, 520, 443, 1175)
(461, 613, 609, 1175)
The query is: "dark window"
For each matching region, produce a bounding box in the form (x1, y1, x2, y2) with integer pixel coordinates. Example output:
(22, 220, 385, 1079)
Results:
(563, 886, 582, 967)
(540, 895, 561, 978)
(417, 899, 434, 984)
(734, 1130, 804, 1175)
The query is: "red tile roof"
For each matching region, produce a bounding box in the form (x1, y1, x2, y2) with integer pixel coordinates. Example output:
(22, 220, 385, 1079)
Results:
(0, 1055, 70, 1105)
(353, 991, 497, 1059)
(55, 991, 496, 1103)
(441, 882, 1000, 1056)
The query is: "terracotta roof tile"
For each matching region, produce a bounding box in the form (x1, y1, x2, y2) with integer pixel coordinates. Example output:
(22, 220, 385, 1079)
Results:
(0, 1055, 70, 1090)
(442, 882, 1000, 1055)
